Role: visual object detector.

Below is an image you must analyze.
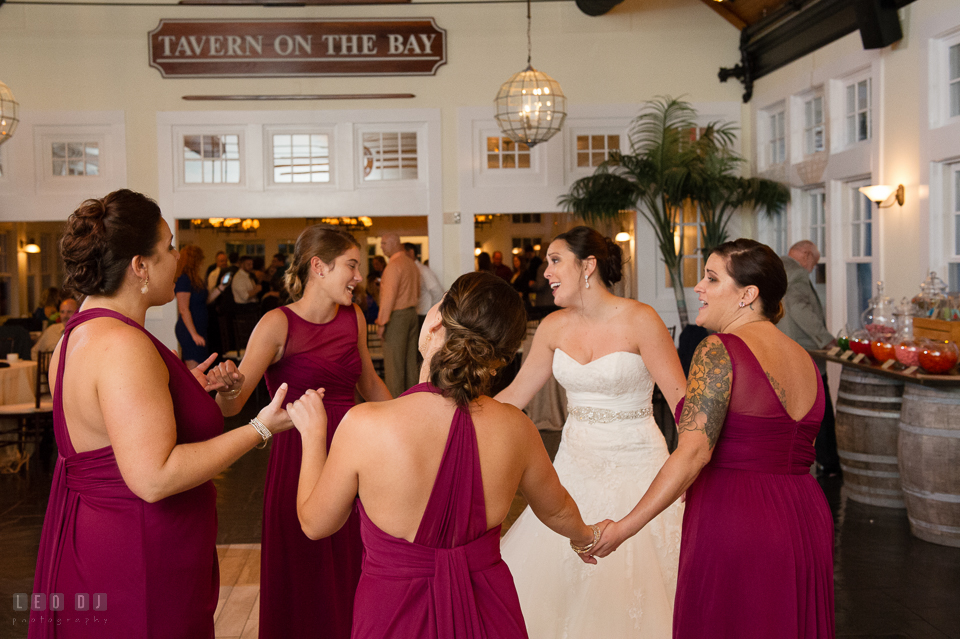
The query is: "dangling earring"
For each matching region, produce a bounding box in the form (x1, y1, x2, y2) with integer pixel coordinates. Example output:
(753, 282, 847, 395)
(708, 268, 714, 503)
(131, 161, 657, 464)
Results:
(584, 274, 590, 289)
(738, 301, 745, 308)
(140, 275, 149, 295)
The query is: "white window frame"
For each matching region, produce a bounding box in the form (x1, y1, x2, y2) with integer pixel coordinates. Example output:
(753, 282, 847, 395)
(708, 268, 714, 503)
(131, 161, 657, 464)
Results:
(844, 75, 872, 147)
(355, 124, 424, 188)
(934, 29, 960, 127)
(805, 188, 827, 258)
(34, 125, 115, 193)
(848, 181, 874, 259)
(573, 132, 622, 169)
(485, 135, 532, 171)
(948, 162, 960, 289)
(759, 102, 786, 169)
(844, 178, 877, 325)
(264, 126, 337, 189)
(173, 127, 246, 190)
(802, 93, 826, 156)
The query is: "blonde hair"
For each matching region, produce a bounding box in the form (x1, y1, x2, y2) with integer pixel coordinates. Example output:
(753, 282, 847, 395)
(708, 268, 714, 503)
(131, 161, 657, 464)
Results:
(283, 226, 360, 301)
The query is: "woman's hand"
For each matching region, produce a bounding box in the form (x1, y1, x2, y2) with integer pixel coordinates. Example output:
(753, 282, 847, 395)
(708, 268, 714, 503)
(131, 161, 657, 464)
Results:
(190, 354, 223, 391)
(570, 520, 612, 565)
(287, 388, 328, 441)
(207, 360, 244, 395)
(589, 519, 629, 558)
(190, 332, 207, 347)
(257, 383, 293, 435)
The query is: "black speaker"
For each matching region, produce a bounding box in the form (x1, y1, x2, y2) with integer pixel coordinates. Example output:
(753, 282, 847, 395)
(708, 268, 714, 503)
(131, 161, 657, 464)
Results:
(575, 0, 624, 17)
(854, 0, 902, 49)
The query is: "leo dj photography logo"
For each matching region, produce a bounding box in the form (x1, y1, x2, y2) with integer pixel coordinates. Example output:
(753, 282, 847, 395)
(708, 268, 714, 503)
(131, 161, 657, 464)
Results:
(11, 593, 108, 628)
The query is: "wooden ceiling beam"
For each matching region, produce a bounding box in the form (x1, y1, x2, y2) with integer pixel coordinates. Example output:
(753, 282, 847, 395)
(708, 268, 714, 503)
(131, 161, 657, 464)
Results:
(700, 0, 748, 31)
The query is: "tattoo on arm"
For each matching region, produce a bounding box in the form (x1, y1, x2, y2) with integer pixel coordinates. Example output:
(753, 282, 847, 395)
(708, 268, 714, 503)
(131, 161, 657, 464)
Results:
(765, 372, 787, 407)
(677, 338, 732, 449)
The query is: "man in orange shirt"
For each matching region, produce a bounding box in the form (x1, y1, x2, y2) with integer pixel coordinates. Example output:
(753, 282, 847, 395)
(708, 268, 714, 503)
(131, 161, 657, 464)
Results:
(376, 232, 421, 397)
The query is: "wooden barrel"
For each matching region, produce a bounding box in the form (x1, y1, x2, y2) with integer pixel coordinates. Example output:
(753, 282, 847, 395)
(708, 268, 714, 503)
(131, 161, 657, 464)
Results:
(835, 368, 905, 508)
(898, 385, 960, 547)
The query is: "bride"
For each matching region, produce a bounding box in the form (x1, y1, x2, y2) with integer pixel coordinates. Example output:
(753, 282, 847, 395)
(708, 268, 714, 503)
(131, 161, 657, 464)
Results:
(497, 226, 686, 637)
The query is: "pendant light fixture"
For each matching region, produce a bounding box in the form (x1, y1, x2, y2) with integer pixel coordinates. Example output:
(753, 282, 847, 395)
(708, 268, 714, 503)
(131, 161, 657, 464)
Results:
(0, 80, 20, 146)
(494, 0, 567, 148)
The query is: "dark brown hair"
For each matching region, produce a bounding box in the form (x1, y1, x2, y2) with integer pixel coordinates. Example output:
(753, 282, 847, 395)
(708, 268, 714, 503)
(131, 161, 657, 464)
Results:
(60, 189, 163, 296)
(711, 238, 787, 324)
(429, 272, 527, 407)
(284, 226, 360, 301)
(553, 226, 623, 287)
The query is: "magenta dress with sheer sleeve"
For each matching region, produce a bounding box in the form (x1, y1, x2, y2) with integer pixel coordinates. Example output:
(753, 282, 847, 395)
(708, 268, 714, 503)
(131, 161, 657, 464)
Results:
(673, 333, 835, 639)
(259, 304, 363, 639)
(351, 383, 528, 639)
(29, 308, 222, 638)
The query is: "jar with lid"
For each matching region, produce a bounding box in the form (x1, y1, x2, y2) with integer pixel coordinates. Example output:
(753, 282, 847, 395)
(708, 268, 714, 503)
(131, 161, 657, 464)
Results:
(893, 299, 921, 367)
(912, 271, 947, 318)
(860, 281, 896, 340)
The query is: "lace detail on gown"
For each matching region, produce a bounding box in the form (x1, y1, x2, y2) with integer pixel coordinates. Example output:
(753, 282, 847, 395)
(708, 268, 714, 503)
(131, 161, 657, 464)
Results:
(501, 349, 683, 638)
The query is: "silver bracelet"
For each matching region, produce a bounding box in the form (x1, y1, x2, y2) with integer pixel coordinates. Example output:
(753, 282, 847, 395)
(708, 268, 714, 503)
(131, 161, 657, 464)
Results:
(218, 387, 242, 400)
(249, 417, 272, 449)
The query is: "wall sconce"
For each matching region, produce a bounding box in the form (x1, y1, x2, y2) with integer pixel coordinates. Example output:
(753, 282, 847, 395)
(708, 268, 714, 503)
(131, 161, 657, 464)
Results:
(20, 239, 40, 253)
(474, 247, 482, 257)
(615, 231, 630, 242)
(858, 184, 904, 208)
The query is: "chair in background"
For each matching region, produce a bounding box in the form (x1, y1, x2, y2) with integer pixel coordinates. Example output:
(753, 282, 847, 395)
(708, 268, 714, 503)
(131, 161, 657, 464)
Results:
(0, 337, 15, 358)
(366, 323, 385, 379)
(0, 350, 54, 474)
(4, 316, 43, 333)
(0, 325, 33, 361)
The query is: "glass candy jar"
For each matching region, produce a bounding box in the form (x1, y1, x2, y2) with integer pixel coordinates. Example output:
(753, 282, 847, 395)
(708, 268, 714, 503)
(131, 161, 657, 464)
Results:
(836, 326, 850, 352)
(918, 339, 959, 375)
(849, 329, 873, 357)
(871, 334, 897, 364)
(860, 281, 896, 341)
(913, 271, 947, 318)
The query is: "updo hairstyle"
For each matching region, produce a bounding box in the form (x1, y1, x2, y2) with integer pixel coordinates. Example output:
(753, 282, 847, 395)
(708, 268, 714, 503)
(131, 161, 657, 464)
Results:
(60, 189, 163, 296)
(710, 238, 787, 324)
(284, 226, 360, 302)
(429, 272, 528, 408)
(552, 226, 623, 287)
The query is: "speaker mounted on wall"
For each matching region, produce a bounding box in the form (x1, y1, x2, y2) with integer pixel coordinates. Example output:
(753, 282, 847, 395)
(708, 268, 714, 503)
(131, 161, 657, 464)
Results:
(854, 0, 903, 49)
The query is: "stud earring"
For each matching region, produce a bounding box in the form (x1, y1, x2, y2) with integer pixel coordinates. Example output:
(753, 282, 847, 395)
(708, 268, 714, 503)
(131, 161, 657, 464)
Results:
(738, 301, 745, 308)
(584, 274, 590, 289)
(140, 276, 149, 295)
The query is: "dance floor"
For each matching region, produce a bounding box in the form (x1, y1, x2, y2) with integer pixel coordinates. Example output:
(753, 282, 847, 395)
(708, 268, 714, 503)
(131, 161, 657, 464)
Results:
(1, 409, 958, 639)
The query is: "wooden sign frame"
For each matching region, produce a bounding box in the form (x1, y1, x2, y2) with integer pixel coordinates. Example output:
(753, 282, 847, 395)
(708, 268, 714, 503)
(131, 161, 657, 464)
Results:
(149, 18, 447, 78)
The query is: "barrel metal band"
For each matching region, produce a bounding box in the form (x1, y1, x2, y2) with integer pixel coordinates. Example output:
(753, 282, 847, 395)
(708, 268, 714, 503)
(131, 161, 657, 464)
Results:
(838, 450, 899, 465)
(908, 517, 960, 535)
(837, 391, 903, 404)
(568, 406, 652, 424)
(902, 485, 960, 503)
(903, 391, 960, 405)
(839, 463, 901, 479)
(836, 405, 902, 420)
(899, 422, 960, 439)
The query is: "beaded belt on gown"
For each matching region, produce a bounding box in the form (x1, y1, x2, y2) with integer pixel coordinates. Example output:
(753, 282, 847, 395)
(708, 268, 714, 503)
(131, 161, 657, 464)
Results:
(568, 405, 653, 424)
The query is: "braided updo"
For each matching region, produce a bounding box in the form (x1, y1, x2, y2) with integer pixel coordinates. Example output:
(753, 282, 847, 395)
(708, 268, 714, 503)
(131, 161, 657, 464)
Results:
(552, 226, 623, 287)
(60, 189, 163, 296)
(428, 272, 527, 408)
(283, 226, 361, 302)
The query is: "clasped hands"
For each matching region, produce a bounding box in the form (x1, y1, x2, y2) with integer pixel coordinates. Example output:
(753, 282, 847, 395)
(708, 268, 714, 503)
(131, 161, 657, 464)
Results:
(572, 519, 631, 564)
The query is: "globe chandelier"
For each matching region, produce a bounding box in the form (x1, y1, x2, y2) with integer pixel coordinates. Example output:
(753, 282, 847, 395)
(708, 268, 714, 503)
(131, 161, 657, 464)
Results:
(494, 0, 567, 148)
(0, 80, 20, 146)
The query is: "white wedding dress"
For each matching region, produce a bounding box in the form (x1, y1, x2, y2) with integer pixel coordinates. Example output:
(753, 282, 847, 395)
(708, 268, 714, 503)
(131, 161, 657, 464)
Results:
(501, 349, 683, 638)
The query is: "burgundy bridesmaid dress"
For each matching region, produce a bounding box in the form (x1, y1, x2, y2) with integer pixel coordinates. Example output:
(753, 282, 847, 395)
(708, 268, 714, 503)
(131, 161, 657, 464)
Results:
(673, 333, 835, 638)
(351, 383, 528, 639)
(259, 305, 363, 639)
(30, 308, 222, 638)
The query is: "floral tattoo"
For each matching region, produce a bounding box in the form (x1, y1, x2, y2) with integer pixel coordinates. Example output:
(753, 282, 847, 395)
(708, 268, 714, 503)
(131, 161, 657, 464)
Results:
(677, 338, 732, 449)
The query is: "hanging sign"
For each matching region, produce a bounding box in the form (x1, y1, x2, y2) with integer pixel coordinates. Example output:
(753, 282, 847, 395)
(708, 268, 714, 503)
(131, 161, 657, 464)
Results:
(149, 19, 447, 78)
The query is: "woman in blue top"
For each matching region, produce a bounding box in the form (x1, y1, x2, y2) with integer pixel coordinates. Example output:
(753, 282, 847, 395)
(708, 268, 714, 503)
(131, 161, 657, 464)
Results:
(175, 245, 227, 368)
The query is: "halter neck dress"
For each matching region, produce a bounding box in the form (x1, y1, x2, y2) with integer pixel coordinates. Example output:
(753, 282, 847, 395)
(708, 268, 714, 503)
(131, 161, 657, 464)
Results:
(351, 383, 528, 639)
(29, 308, 222, 638)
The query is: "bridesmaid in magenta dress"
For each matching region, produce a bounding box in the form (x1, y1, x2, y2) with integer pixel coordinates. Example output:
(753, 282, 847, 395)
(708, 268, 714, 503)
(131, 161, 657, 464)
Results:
(208, 226, 390, 639)
(30, 190, 292, 638)
(592, 239, 835, 638)
(287, 272, 601, 638)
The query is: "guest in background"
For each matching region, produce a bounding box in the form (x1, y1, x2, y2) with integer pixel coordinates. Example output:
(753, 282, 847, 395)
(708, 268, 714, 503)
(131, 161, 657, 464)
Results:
(175, 245, 223, 368)
(510, 253, 528, 302)
(206, 251, 229, 291)
(205, 225, 391, 639)
(232, 255, 261, 308)
(780, 239, 839, 477)
(376, 232, 420, 397)
(404, 242, 443, 332)
(492, 250, 513, 281)
(476, 251, 494, 274)
(30, 188, 292, 637)
(34, 287, 61, 326)
(31, 297, 78, 361)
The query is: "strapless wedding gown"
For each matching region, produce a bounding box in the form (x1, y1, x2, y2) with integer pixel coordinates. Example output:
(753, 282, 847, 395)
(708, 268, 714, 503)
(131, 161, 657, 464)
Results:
(501, 349, 683, 638)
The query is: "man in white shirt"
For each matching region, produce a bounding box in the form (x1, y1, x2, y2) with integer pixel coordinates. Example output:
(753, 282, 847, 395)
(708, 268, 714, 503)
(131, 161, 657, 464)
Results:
(232, 256, 261, 306)
(404, 243, 444, 330)
(31, 298, 78, 360)
(206, 251, 229, 292)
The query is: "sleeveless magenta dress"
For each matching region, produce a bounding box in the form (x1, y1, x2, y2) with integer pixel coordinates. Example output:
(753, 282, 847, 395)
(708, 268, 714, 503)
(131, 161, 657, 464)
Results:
(351, 383, 527, 639)
(673, 333, 835, 638)
(260, 305, 363, 639)
(30, 308, 221, 638)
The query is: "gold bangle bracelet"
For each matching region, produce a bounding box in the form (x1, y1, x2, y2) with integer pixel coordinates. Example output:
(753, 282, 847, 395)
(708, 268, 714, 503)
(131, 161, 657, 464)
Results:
(570, 524, 601, 555)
